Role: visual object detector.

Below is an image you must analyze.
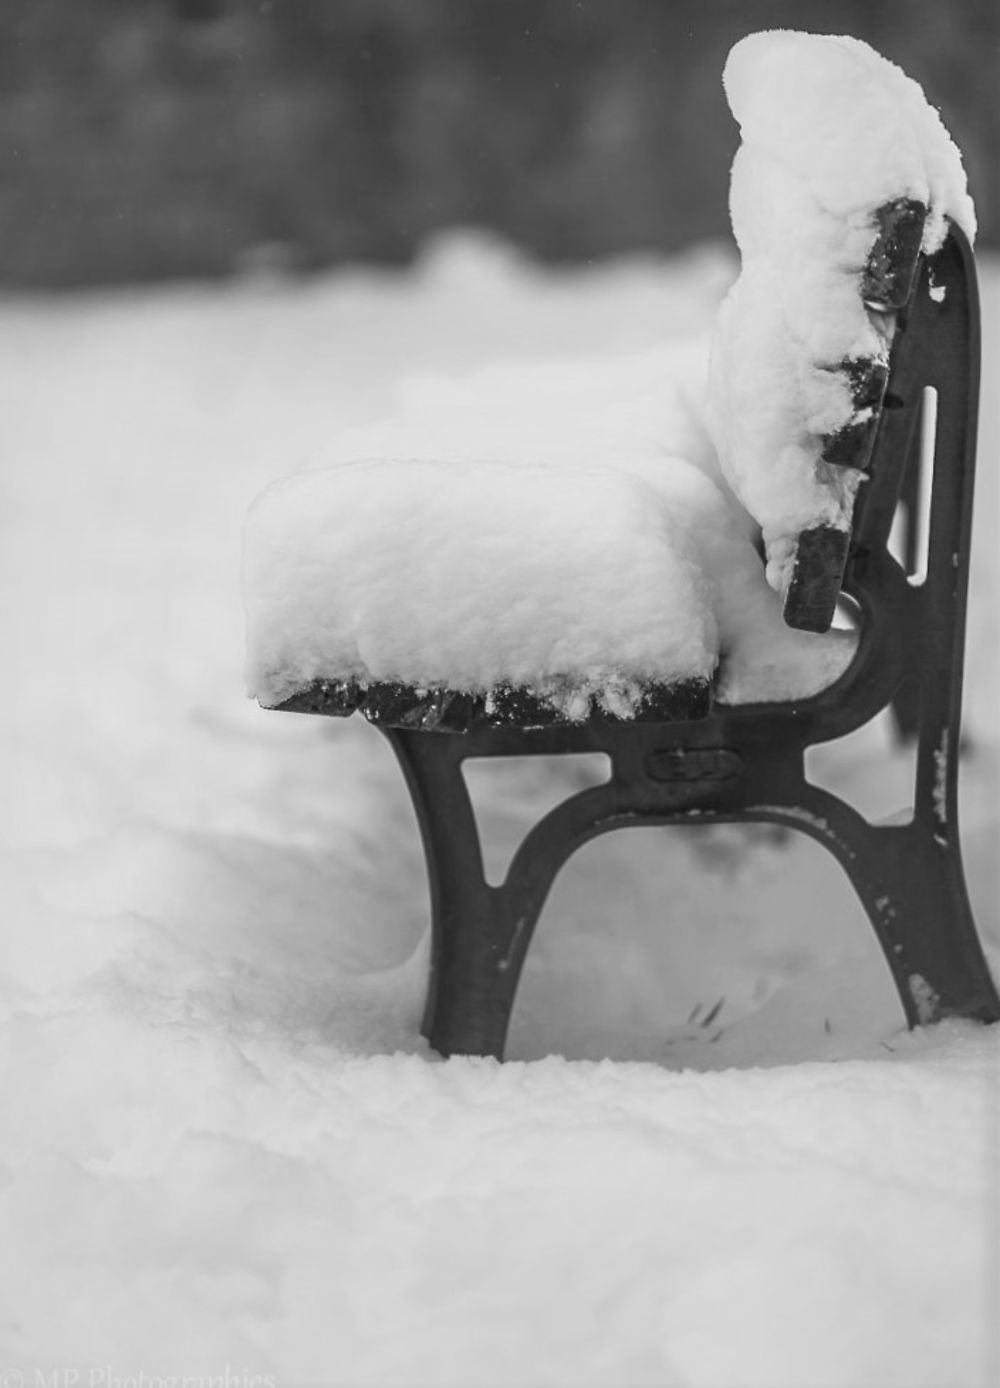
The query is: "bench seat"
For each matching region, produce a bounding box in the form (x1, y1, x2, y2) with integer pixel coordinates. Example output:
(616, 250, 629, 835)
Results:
(244, 452, 857, 730)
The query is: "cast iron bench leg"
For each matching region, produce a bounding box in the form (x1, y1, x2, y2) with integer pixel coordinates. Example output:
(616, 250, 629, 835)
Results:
(383, 727, 554, 1058)
(746, 783, 999, 1027)
(386, 716, 999, 1055)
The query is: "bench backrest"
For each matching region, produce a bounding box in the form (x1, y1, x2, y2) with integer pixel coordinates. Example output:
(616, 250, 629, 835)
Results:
(783, 200, 975, 652)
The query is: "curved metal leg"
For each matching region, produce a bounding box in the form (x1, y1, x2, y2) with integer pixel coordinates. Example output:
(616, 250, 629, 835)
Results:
(746, 783, 999, 1027)
(384, 727, 596, 1058)
(383, 722, 998, 1057)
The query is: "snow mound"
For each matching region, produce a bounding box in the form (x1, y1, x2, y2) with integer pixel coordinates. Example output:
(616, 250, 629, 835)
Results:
(724, 31, 974, 252)
(244, 456, 719, 715)
(244, 390, 857, 711)
(707, 30, 976, 594)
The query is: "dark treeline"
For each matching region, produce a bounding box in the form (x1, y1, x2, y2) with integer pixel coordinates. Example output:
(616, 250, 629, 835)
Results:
(0, 0, 996, 286)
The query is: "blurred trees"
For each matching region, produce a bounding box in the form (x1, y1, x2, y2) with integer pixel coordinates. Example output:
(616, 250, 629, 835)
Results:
(0, 0, 996, 286)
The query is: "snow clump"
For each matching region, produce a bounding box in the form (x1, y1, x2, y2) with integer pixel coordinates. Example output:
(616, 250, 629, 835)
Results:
(707, 30, 976, 595)
(244, 457, 719, 713)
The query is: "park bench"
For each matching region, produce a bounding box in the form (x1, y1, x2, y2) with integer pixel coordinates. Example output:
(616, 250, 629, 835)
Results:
(247, 204, 998, 1058)
(243, 34, 1000, 1059)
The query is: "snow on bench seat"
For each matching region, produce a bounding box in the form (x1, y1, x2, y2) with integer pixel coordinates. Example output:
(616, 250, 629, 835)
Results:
(244, 457, 716, 723)
(243, 449, 857, 726)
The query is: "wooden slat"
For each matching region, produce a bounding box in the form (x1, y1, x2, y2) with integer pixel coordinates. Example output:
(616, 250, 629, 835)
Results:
(785, 199, 928, 633)
(782, 524, 851, 633)
(861, 198, 926, 310)
(273, 675, 714, 731)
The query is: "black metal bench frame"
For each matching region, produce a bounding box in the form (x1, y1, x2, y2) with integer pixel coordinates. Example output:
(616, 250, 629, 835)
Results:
(270, 218, 999, 1058)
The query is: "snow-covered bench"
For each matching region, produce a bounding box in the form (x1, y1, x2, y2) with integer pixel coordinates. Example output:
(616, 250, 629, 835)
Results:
(243, 33, 1000, 1057)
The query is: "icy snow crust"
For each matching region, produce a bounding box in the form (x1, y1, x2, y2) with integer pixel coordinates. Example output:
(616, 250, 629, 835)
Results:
(708, 31, 976, 592)
(3, 227, 1000, 1386)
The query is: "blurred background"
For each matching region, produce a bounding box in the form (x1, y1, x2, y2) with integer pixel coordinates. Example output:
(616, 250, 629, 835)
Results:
(1, 0, 997, 288)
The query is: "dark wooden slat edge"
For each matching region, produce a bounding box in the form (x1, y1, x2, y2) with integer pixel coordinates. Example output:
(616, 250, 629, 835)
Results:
(782, 524, 851, 633)
(861, 197, 926, 311)
(786, 199, 929, 632)
(820, 355, 890, 471)
(268, 674, 714, 732)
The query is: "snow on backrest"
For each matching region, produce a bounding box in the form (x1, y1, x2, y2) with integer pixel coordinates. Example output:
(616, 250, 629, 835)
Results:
(706, 30, 975, 598)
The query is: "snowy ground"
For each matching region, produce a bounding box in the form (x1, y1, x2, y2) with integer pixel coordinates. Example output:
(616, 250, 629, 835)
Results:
(1, 235, 998, 1386)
